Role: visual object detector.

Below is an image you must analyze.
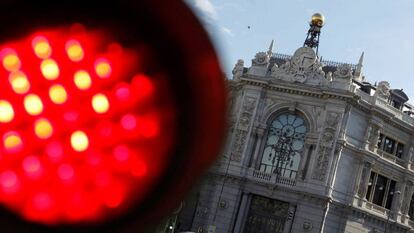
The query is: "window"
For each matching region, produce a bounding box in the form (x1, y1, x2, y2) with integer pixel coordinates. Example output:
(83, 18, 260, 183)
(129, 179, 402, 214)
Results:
(377, 133, 405, 158)
(259, 113, 307, 179)
(396, 143, 404, 158)
(243, 196, 289, 233)
(365, 171, 397, 210)
(391, 99, 402, 110)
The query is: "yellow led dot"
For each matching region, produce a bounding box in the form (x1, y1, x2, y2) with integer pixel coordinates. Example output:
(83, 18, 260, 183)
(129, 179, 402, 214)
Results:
(70, 130, 89, 152)
(66, 40, 84, 62)
(2, 53, 21, 72)
(74, 70, 92, 90)
(24, 94, 43, 116)
(4, 132, 22, 151)
(95, 60, 112, 78)
(33, 37, 52, 59)
(34, 118, 53, 139)
(9, 71, 30, 94)
(49, 84, 67, 104)
(0, 100, 14, 123)
(92, 93, 109, 114)
(40, 59, 59, 80)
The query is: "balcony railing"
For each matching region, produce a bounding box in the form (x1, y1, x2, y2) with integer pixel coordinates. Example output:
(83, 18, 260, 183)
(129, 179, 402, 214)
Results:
(248, 168, 296, 187)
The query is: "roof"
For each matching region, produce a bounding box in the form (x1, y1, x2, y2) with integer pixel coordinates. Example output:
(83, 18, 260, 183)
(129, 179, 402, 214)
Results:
(390, 89, 409, 102)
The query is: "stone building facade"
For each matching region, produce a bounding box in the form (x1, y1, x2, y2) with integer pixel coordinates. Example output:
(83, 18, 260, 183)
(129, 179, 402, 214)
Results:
(177, 38, 414, 233)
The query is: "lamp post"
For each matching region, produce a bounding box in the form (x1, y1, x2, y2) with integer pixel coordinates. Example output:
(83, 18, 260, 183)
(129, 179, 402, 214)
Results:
(384, 190, 401, 233)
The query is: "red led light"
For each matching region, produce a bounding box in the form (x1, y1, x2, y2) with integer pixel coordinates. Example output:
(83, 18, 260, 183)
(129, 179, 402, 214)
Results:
(0, 25, 176, 225)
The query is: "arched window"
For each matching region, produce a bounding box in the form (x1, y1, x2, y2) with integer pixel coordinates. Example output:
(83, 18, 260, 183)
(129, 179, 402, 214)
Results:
(259, 112, 308, 179)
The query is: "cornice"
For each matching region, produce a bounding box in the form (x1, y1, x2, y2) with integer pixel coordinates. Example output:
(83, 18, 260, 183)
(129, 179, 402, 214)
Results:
(232, 77, 414, 133)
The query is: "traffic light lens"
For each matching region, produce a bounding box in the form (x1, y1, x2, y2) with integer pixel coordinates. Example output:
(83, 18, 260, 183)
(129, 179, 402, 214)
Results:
(0, 24, 176, 225)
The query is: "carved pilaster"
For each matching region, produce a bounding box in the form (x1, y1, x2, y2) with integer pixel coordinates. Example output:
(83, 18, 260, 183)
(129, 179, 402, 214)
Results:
(250, 124, 266, 168)
(366, 123, 380, 152)
(390, 181, 404, 221)
(357, 161, 372, 201)
(231, 96, 258, 162)
(406, 145, 414, 169)
(312, 112, 340, 182)
(401, 181, 414, 223)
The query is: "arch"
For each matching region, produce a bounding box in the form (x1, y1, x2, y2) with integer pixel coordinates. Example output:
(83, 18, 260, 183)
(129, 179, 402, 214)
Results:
(258, 111, 309, 179)
(261, 102, 317, 134)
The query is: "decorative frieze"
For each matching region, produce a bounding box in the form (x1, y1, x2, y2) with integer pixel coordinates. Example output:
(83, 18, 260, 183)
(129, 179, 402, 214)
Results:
(271, 47, 328, 86)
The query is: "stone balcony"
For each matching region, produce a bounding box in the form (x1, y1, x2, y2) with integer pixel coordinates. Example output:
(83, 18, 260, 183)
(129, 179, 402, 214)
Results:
(249, 169, 296, 187)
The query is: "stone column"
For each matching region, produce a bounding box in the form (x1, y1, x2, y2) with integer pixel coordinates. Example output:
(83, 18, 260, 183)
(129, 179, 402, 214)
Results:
(363, 121, 372, 149)
(366, 123, 381, 153)
(356, 161, 372, 207)
(401, 181, 414, 223)
(250, 125, 266, 169)
(297, 139, 313, 180)
(233, 193, 250, 233)
(405, 145, 414, 170)
(390, 181, 404, 221)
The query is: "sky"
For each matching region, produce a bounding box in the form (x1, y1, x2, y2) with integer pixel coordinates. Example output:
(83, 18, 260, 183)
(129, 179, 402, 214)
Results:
(185, 0, 414, 101)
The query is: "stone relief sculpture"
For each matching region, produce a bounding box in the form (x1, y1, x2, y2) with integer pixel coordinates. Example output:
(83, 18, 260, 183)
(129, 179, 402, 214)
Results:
(312, 112, 340, 181)
(374, 81, 390, 99)
(326, 72, 333, 82)
(367, 124, 380, 151)
(271, 47, 328, 86)
(333, 64, 353, 80)
(232, 59, 244, 80)
(252, 52, 269, 67)
(231, 96, 257, 162)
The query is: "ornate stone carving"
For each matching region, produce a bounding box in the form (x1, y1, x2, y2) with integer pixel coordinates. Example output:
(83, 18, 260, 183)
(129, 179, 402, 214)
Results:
(331, 64, 353, 90)
(333, 64, 353, 80)
(232, 129, 247, 162)
(231, 96, 257, 161)
(357, 162, 371, 198)
(367, 124, 380, 151)
(271, 47, 328, 86)
(325, 112, 339, 129)
(312, 106, 324, 130)
(312, 112, 340, 181)
(252, 52, 269, 66)
(303, 220, 313, 231)
(374, 81, 390, 99)
(326, 72, 333, 81)
(232, 59, 244, 80)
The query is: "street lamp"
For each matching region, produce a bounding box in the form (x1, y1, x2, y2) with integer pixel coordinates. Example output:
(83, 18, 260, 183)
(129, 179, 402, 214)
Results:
(384, 190, 401, 233)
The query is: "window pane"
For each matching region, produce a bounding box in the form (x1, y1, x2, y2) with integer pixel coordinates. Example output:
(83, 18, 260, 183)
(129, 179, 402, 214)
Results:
(396, 143, 404, 158)
(383, 137, 395, 154)
(372, 174, 387, 206)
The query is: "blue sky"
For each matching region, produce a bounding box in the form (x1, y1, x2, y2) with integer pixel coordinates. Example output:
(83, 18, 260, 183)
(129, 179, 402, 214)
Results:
(186, 0, 414, 101)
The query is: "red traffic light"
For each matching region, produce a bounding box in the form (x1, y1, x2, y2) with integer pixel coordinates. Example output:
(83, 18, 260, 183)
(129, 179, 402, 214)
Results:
(0, 1, 226, 232)
(0, 25, 176, 225)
